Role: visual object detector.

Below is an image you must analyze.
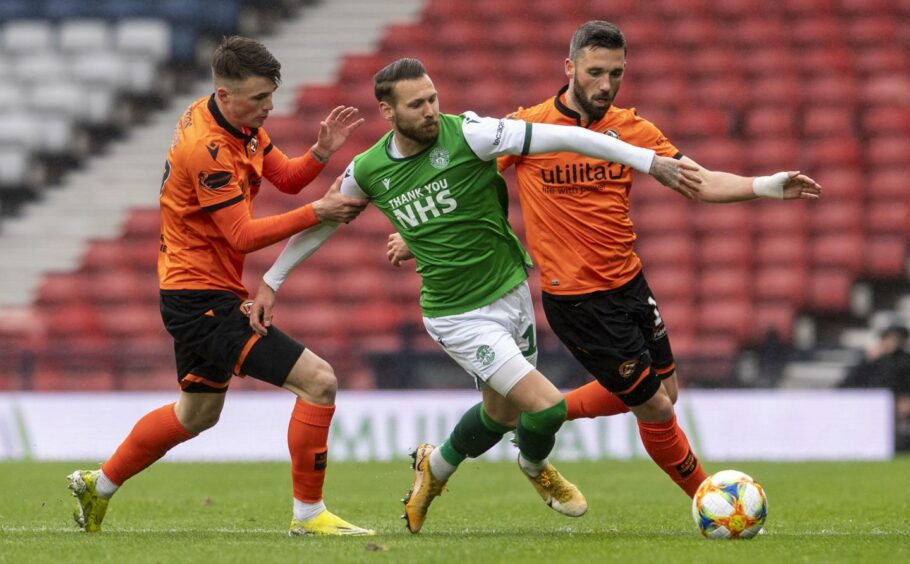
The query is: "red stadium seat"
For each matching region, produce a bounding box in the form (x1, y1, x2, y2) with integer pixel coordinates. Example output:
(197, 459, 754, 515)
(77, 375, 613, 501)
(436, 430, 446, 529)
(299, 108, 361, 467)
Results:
(631, 200, 695, 236)
(697, 233, 752, 268)
(810, 233, 864, 272)
(691, 77, 748, 111)
(802, 107, 856, 139)
(635, 237, 696, 268)
(664, 107, 731, 141)
(844, 15, 898, 46)
(744, 106, 798, 139)
(866, 167, 910, 201)
(784, 0, 836, 17)
(753, 303, 796, 342)
(754, 199, 809, 234)
(861, 106, 910, 137)
(741, 46, 798, 79)
(755, 234, 809, 267)
(684, 138, 746, 171)
(866, 135, 910, 168)
(808, 200, 863, 234)
(861, 76, 910, 106)
(692, 204, 753, 235)
(122, 208, 160, 240)
(36, 273, 91, 306)
(754, 266, 808, 305)
(790, 17, 843, 47)
(807, 268, 853, 311)
(801, 136, 862, 168)
(745, 139, 800, 174)
(808, 166, 863, 201)
(803, 75, 859, 108)
(642, 265, 696, 303)
(866, 202, 910, 235)
(653, 299, 696, 339)
(695, 298, 753, 340)
(698, 267, 752, 301)
(864, 236, 908, 277)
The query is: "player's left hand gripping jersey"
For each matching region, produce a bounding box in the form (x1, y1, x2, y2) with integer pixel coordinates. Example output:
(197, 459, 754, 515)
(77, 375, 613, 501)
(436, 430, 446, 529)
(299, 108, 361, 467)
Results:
(350, 112, 533, 317)
(158, 95, 273, 297)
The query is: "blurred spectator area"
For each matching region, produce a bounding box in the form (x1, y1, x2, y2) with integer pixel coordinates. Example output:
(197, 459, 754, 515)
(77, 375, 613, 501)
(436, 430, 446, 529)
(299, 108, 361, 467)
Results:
(0, 0, 305, 213)
(2, 0, 910, 392)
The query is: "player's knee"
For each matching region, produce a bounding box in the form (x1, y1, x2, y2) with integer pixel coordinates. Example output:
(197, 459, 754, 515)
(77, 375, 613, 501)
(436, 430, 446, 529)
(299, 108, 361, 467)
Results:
(181, 406, 221, 434)
(631, 387, 675, 423)
(519, 398, 567, 435)
(304, 358, 338, 403)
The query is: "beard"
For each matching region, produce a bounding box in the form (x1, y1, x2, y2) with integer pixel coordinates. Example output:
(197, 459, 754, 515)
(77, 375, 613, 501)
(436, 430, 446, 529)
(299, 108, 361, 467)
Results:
(572, 81, 613, 122)
(395, 116, 439, 145)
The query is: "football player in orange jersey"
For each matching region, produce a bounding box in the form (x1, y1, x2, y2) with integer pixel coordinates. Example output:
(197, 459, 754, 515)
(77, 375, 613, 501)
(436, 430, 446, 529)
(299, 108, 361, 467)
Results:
(68, 36, 375, 536)
(388, 20, 820, 499)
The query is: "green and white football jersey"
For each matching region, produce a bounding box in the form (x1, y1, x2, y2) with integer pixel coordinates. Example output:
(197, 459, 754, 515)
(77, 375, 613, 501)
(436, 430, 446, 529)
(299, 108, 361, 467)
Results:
(349, 112, 533, 317)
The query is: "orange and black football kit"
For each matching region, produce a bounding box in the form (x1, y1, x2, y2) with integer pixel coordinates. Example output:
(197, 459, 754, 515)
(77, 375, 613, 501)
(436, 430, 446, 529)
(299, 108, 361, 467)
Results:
(158, 94, 326, 392)
(501, 86, 680, 405)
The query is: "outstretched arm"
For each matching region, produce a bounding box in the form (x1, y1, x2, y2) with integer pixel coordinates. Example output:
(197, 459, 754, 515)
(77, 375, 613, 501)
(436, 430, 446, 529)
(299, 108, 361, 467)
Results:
(679, 156, 822, 203)
(461, 112, 701, 196)
(250, 167, 369, 335)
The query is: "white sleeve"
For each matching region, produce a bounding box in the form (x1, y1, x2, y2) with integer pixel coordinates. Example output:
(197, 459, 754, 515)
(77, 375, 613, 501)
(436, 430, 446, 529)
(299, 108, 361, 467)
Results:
(527, 122, 655, 173)
(460, 110, 656, 173)
(460, 111, 532, 161)
(262, 161, 368, 291)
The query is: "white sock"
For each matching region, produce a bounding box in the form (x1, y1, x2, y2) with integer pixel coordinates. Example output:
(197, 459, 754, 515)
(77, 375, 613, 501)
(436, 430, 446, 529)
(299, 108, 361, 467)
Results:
(518, 454, 548, 478)
(428, 448, 457, 482)
(95, 470, 119, 499)
(293, 498, 326, 522)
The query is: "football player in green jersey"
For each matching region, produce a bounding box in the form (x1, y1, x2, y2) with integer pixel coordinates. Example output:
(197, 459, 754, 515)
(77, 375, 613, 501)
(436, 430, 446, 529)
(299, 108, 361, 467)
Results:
(248, 58, 700, 533)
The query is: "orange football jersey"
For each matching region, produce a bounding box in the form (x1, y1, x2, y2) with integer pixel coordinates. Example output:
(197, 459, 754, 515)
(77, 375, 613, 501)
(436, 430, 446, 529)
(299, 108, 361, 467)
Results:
(158, 95, 275, 297)
(500, 86, 680, 295)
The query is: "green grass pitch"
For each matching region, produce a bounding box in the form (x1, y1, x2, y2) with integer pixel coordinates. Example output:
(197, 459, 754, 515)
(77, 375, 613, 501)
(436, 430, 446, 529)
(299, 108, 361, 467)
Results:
(2, 458, 908, 563)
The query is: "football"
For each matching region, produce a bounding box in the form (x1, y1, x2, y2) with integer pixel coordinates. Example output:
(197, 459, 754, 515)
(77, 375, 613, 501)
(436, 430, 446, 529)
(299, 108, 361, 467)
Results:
(692, 470, 768, 539)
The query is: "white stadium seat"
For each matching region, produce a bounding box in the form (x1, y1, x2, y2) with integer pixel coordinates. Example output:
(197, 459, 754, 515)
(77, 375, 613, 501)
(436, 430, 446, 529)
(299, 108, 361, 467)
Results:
(59, 19, 112, 54)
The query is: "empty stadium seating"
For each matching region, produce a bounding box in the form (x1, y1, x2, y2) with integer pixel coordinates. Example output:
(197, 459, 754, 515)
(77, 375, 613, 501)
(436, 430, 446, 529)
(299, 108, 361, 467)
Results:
(4, 0, 910, 391)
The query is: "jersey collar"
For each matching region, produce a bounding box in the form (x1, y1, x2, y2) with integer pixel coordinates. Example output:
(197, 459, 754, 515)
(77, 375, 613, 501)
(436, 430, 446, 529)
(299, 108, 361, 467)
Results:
(554, 84, 606, 129)
(207, 94, 259, 142)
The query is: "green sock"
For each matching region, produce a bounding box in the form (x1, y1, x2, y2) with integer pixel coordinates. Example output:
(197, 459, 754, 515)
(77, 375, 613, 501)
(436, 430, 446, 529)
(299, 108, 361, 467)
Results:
(439, 402, 514, 466)
(516, 399, 567, 463)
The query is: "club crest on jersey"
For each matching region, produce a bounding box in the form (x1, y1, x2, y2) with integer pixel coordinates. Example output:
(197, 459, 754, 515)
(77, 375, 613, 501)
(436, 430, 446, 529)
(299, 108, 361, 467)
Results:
(198, 170, 232, 190)
(618, 358, 639, 378)
(476, 345, 496, 367)
(382, 178, 391, 191)
(429, 147, 450, 169)
(605, 129, 621, 139)
(248, 137, 259, 154)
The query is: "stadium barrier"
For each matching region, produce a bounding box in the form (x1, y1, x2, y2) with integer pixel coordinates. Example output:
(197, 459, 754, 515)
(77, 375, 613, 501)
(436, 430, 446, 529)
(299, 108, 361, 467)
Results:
(0, 389, 893, 461)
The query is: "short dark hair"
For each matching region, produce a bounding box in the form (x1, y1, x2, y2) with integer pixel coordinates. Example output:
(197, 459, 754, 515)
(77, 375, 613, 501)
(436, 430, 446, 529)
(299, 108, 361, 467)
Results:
(212, 36, 281, 86)
(881, 325, 909, 343)
(373, 58, 427, 103)
(569, 20, 627, 60)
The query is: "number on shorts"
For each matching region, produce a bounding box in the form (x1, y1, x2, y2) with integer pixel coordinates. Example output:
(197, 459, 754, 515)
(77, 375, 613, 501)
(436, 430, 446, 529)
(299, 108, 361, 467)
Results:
(647, 296, 664, 327)
(521, 324, 537, 358)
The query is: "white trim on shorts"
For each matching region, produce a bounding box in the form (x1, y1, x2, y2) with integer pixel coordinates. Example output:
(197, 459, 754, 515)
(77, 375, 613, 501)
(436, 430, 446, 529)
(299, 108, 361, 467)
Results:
(423, 281, 538, 396)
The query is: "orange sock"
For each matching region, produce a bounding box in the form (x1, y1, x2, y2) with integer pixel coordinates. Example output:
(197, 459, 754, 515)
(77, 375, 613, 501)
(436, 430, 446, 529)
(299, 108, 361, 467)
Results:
(564, 380, 630, 420)
(288, 399, 335, 503)
(101, 403, 194, 486)
(637, 415, 707, 497)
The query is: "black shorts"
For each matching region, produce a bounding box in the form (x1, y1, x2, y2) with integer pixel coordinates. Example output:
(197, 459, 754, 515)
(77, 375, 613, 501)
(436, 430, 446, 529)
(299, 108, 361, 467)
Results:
(542, 271, 675, 407)
(160, 290, 305, 393)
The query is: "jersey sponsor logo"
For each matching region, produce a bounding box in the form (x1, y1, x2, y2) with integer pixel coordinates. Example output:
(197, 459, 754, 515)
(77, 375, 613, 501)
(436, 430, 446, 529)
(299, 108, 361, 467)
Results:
(475, 345, 496, 367)
(206, 142, 220, 161)
(428, 147, 450, 169)
(389, 179, 457, 228)
(492, 120, 505, 146)
(197, 170, 233, 190)
(618, 358, 639, 378)
(539, 162, 625, 185)
(382, 178, 391, 191)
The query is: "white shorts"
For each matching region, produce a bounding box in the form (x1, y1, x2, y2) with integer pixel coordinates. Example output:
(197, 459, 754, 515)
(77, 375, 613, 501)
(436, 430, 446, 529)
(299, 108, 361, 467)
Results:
(423, 281, 538, 396)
